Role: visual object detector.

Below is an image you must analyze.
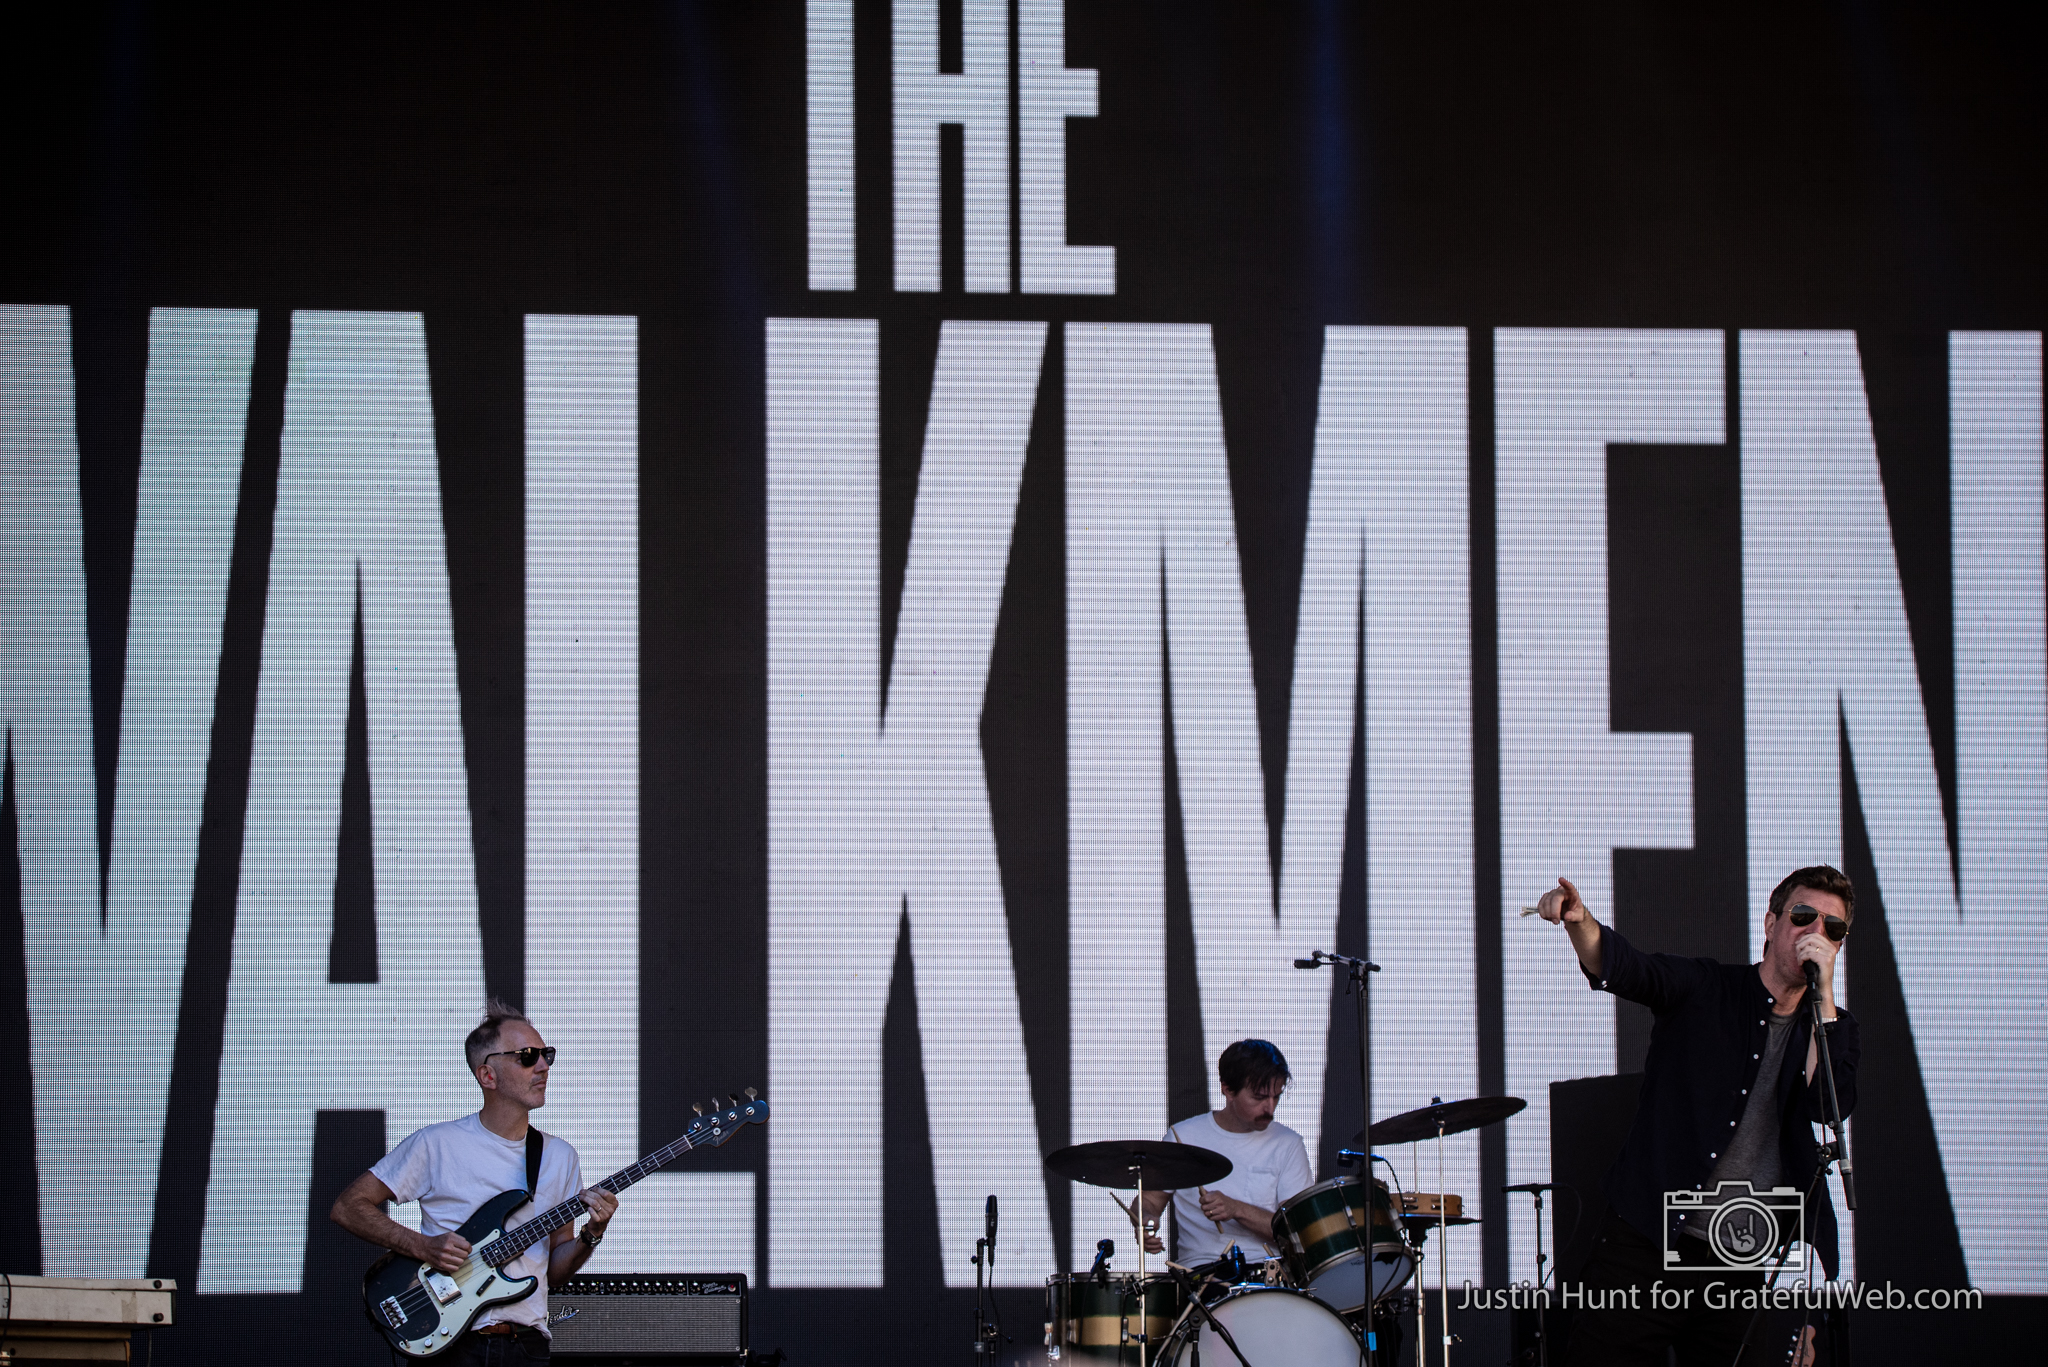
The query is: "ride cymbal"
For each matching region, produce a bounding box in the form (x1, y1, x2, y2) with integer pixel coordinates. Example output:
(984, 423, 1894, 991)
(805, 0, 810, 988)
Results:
(1358, 1095, 1526, 1147)
(1044, 1139, 1233, 1190)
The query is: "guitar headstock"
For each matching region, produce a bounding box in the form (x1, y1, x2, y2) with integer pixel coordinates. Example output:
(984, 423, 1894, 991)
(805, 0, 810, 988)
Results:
(686, 1087, 769, 1147)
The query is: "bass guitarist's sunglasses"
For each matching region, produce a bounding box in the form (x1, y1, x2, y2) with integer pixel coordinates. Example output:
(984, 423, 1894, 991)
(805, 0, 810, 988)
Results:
(484, 1046, 556, 1069)
(1784, 904, 1850, 943)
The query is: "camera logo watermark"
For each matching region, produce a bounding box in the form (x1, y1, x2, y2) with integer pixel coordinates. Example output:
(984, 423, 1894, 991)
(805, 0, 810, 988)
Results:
(1664, 1181, 1804, 1270)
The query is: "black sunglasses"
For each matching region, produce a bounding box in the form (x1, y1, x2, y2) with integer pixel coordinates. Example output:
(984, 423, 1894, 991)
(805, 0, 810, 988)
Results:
(485, 1046, 556, 1069)
(1784, 904, 1850, 943)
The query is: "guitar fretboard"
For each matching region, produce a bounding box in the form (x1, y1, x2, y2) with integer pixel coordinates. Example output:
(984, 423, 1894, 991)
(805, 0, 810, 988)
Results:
(478, 1127, 708, 1265)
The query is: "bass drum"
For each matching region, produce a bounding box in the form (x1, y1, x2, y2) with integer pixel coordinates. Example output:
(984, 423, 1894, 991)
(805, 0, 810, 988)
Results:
(1156, 1286, 1362, 1367)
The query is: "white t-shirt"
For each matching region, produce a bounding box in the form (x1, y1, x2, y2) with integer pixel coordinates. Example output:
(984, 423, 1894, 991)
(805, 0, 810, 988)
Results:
(372, 1113, 586, 1333)
(1161, 1112, 1315, 1264)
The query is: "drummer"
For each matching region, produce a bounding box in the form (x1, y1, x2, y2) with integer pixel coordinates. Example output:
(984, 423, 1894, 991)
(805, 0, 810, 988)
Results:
(1136, 1039, 1314, 1266)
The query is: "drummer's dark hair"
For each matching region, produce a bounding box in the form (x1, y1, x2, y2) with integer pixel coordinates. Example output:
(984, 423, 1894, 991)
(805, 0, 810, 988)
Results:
(1219, 1039, 1290, 1095)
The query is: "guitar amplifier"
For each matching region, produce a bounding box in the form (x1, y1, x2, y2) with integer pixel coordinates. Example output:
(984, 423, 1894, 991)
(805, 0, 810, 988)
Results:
(548, 1274, 748, 1361)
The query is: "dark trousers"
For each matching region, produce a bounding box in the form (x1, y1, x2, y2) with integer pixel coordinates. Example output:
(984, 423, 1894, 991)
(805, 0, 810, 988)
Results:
(1565, 1213, 1770, 1367)
(448, 1327, 552, 1364)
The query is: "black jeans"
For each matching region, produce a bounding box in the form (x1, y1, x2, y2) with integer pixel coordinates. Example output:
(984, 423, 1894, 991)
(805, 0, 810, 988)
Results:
(1565, 1213, 1771, 1367)
(447, 1327, 551, 1364)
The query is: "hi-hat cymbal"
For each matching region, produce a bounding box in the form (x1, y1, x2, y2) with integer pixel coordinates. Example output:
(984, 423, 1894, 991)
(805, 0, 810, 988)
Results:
(1045, 1139, 1233, 1191)
(1357, 1096, 1526, 1147)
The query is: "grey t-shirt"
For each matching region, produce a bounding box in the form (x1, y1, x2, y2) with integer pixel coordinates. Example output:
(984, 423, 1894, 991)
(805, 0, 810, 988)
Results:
(1683, 1009, 1796, 1238)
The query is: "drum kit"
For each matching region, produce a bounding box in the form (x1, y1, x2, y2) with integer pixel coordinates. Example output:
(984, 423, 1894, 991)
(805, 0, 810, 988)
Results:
(1037, 954, 1526, 1367)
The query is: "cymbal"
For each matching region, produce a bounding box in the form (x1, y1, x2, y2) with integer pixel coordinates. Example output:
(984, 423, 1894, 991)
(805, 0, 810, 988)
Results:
(1045, 1140, 1233, 1191)
(1358, 1096, 1526, 1147)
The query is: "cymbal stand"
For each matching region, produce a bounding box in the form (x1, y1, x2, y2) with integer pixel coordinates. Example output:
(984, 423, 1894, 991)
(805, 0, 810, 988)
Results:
(1435, 1113, 1449, 1367)
(1134, 1160, 1150, 1367)
(1502, 1185, 1552, 1367)
(1414, 1140, 1425, 1367)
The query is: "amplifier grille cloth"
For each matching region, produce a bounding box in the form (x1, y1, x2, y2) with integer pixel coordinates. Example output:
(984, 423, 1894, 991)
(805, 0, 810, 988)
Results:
(551, 1287, 745, 1356)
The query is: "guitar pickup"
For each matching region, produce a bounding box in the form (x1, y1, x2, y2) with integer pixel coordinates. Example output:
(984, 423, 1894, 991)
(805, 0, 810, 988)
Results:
(423, 1270, 463, 1305)
(377, 1296, 407, 1330)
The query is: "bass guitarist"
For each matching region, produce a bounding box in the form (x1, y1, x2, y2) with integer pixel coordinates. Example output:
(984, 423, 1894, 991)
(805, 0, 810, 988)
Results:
(331, 1000, 620, 1363)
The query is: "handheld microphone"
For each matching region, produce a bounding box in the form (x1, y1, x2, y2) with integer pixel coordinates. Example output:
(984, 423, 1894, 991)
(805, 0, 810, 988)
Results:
(986, 1194, 998, 1259)
(1803, 959, 1821, 996)
(1502, 1182, 1556, 1193)
(1091, 1239, 1114, 1283)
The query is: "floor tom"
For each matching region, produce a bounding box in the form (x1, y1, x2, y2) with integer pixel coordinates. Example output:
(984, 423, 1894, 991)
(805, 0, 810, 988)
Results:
(1045, 1272, 1184, 1362)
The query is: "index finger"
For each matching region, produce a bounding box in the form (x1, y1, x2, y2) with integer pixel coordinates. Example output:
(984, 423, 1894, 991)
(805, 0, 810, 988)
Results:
(1557, 877, 1580, 905)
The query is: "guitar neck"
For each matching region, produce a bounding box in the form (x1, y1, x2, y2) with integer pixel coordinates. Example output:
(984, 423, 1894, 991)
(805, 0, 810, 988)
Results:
(479, 1130, 701, 1266)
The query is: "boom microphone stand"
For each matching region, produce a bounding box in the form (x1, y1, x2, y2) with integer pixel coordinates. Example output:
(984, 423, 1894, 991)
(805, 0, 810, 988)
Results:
(1294, 950, 1381, 1167)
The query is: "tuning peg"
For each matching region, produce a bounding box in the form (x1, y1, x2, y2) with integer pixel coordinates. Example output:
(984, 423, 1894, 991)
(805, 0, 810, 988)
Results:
(744, 1087, 758, 1100)
(729, 1093, 741, 1106)
(693, 1102, 705, 1116)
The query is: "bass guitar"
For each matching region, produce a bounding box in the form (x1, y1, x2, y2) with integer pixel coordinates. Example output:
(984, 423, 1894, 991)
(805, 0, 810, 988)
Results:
(362, 1088, 767, 1358)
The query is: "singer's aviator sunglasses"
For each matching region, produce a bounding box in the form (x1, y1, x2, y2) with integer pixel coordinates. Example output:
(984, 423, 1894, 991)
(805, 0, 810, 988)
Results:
(1783, 903, 1850, 943)
(483, 1046, 556, 1069)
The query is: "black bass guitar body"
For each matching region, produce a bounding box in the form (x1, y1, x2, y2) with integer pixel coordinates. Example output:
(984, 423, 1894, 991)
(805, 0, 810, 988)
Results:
(364, 1187, 540, 1355)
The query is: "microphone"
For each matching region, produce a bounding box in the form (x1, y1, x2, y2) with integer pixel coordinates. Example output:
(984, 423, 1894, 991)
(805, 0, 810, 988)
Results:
(1803, 959, 1821, 996)
(986, 1194, 998, 1258)
(1091, 1239, 1114, 1283)
(1502, 1182, 1556, 1193)
(1294, 956, 1323, 969)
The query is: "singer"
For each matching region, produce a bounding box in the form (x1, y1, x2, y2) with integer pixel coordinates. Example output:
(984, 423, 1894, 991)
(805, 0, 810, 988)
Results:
(1532, 866, 1859, 1367)
(1135, 1039, 1313, 1265)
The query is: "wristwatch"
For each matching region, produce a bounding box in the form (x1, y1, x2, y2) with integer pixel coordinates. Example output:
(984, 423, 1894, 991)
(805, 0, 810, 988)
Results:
(580, 1222, 605, 1249)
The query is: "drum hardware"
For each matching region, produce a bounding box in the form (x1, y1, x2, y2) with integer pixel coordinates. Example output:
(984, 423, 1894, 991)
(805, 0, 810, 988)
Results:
(1044, 1140, 1234, 1367)
(1501, 1183, 1558, 1367)
(1355, 1094, 1525, 1367)
(1158, 1263, 1255, 1367)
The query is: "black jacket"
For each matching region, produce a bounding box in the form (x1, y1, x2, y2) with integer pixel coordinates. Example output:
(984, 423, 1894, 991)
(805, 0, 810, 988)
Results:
(1582, 923, 1860, 1277)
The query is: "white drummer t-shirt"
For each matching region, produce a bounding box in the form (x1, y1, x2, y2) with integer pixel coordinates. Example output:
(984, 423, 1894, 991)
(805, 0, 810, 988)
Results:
(371, 1113, 586, 1334)
(1160, 1112, 1315, 1264)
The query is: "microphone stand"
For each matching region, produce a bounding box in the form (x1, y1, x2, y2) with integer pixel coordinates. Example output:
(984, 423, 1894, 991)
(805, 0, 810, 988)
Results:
(973, 1199, 1006, 1365)
(1729, 967, 1854, 1367)
(1297, 950, 1382, 1171)
(972, 1235, 992, 1363)
(1803, 965, 1854, 1214)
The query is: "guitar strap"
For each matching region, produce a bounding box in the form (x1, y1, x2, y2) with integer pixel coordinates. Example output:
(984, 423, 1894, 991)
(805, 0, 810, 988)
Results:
(526, 1126, 545, 1202)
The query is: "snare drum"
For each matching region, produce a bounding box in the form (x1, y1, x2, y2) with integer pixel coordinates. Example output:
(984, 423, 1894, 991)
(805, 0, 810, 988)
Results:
(1045, 1272, 1184, 1361)
(1270, 1176, 1415, 1313)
